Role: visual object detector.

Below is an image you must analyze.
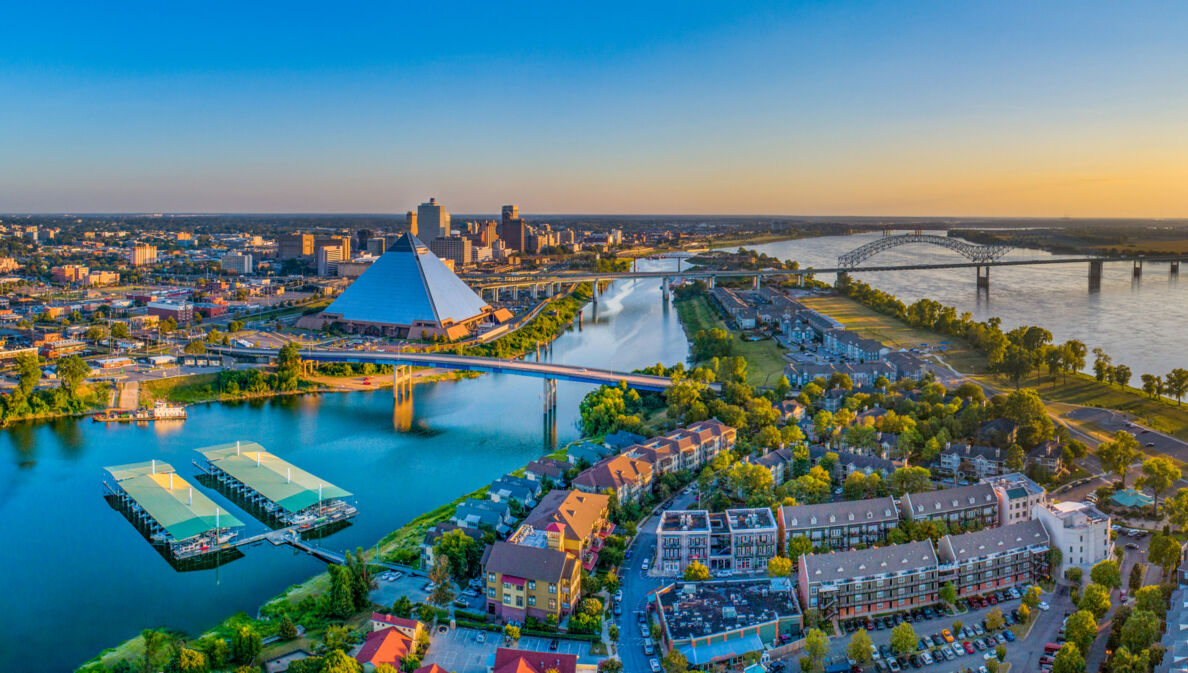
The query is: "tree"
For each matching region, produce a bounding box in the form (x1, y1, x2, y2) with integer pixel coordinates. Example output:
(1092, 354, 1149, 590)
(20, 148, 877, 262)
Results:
(434, 528, 482, 582)
(1051, 643, 1085, 673)
(1063, 610, 1097, 655)
(847, 629, 873, 665)
(428, 555, 455, 618)
(940, 582, 957, 606)
(1166, 368, 1188, 405)
(1017, 603, 1030, 624)
(767, 556, 793, 577)
(112, 322, 131, 339)
(391, 595, 413, 618)
(57, 355, 91, 396)
(995, 644, 1007, 662)
(504, 624, 521, 641)
(1164, 488, 1188, 530)
(15, 353, 41, 395)
(279, 615, 298, 640)
(319, 650, 362, 673)
(1141, 374, 1164, 399)
(1022, 585, 1042, 611)
(230, 626, 261, 666)
(889, 622, 917, 655)
(166, 648, 208, 673)
(1134, 585, 1167, 617)
(1114, 364, 1132, 389)
(999, 388, 1054, 446)
(1090, 559, 1121, 589)
(598, 659, 625, 673)
(1120, 608, 1160, 652)
(1139, 456, 1179, 514)
(1079, 583, 1111, 620)
(662, 648, 689, 673)
(888, 466, 931, 495)
(1005, 444, 1025, 472)
(184, 340, 207, 354)
(1110, 647, 1151, 673)
(803, 628, 830, 672)
(684, 561, 711, 581)
(842, 472, 867, 500)
(985, 608, 1004, 631)
(1096, 431, 1141, 487)
(1148, 533, 1181, 575)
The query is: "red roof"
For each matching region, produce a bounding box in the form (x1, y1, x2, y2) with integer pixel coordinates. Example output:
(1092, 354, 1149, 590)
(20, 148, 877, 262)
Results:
(414, 665, 451, 673)
(355, 627, 413, 667)
(491, 648, 579, 673)
(371, 612, 421, 630)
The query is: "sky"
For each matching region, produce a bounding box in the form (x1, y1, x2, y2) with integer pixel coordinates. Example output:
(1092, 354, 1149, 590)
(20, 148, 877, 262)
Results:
(1, 1, 1186, 217)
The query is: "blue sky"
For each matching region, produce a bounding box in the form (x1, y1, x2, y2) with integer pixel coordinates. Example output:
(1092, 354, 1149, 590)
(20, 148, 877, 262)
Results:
(2, 1, 1186, 215)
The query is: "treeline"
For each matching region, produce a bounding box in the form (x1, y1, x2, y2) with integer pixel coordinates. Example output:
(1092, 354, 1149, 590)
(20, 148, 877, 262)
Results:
(0, 354, 97, 425)
(464, 283, 593, 359)
(214, 342, 302, 396)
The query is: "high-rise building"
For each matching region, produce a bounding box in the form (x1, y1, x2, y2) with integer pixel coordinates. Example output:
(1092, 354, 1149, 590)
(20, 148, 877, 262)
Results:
(314, 235, 351, 262)
(417, 198, 450, 242)
(429, 235, 473, 267)
(129, 244, 157, 266)
(503, 218, 527, 252)
(501, 205, 518, 226)
(277, 233, 314, 260)
(366, 237, 387, 256)
(317, 245, 344, 276)
(220, 253, 254, 274)
(405, 211, 418, 237)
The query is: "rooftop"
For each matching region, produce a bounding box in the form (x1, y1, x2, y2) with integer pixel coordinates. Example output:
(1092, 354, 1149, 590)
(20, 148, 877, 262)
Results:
(482, 541, 575, 583)
(903, 482, 997, 516)
(105, 460, 245, 541)
(659, 510, 712, 533)
(781, 496, 899, 530)
(658, 578, 801, 641)
(1044, 501, 1110, 527)
(938, 520, 1050, 563)
(725, 508, 777, 531)
(980, 472, 1046, 498)
(802, 540, 939, 584)
(198, 441, 351, 514)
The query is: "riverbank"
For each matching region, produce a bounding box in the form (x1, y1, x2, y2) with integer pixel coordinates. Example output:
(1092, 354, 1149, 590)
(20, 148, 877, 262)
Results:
(801, 293, 1188, 443)
(0, 381, 111, 427)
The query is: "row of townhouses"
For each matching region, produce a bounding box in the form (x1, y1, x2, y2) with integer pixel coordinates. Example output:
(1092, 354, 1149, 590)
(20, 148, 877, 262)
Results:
(654, 507, 780, 576)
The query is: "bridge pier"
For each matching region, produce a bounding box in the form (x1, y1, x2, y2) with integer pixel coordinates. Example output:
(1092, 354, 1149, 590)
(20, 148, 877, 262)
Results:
(1172, 261, 1180, 275)
(543, 377, 557, 415)
(1088, 260, 1103, 291)
(707, 276, 715, 290)
(1133, 259, 1143, 278)
(662, 276, 670, 300)
(835, 271, 848, 286)
(392, 365, 412, 402)
(976, 265, 990, 290)
(592, 278, 599, 304)
(752, 276, 761, 291)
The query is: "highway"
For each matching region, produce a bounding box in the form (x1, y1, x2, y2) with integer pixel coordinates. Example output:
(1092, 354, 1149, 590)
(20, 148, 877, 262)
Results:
(211, 345, 718, 392)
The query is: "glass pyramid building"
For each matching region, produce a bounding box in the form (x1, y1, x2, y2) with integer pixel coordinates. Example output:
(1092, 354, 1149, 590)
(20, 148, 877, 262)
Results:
(302, 233, 511, 339)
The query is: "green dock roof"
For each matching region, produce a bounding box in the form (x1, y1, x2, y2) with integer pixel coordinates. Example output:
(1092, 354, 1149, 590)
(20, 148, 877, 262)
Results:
(197, 441, 352, 514)
(105, 461, 244, 541)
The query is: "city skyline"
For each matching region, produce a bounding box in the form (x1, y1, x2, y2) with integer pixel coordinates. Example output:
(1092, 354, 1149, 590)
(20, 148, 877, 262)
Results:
(3, 1, 1186, 216)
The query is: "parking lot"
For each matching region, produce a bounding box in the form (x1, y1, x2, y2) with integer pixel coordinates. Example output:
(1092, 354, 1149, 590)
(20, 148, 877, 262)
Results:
(420, 627, 597, 673)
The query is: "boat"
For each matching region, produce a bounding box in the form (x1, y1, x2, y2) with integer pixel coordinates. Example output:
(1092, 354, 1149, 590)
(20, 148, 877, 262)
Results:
(93, 401, 188, 423)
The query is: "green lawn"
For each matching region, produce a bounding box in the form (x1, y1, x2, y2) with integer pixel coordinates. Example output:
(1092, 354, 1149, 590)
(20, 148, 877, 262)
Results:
(674, 295, 789, 387)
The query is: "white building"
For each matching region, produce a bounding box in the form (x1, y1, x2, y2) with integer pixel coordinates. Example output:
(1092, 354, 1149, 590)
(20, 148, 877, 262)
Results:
(1033, 501, 1112, 575)
(982, 472, 1047, 527)
(220, 253, 253, 274)
(317, 245, 343, 277)
(417, 197, 450, 242)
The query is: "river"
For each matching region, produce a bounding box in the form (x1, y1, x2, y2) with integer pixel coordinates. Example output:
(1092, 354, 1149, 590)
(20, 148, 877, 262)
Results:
(747, 232, 1188, 380)
(0, 259, 687, 673)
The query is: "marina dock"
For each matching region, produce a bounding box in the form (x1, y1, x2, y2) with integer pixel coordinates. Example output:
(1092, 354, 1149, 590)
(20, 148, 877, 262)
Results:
(103, 460, 245, 560)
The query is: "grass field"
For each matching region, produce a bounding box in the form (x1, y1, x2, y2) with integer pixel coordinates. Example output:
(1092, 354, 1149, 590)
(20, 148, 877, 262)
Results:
(674, 295, 789, 387)
(140, 373, 219, 404)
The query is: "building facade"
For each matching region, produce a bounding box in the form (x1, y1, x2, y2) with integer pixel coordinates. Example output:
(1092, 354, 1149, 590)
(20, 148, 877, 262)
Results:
(418, 197, 450, 242)
(798, 540, 940, 619)
(778, 497, 900, 550)
(1033, 501, 1112, 575)
(981, 472, 1047, 527)
(654, 507, 778, 576)
(936, 520, 1051, 598)
(899, 483, 999, 530)
(129, 244, 157, 266)
(482, 541, 581, 622)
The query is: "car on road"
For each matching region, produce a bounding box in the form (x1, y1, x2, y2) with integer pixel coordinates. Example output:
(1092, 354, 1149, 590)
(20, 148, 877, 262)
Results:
(640, 623, 649, 637)
(641, 558, 650, 571)
(644, 641, 654, 655)
(1038, 601, 1051, 611)
(941, 629, 954, 643)
(650, 658, 661, 672)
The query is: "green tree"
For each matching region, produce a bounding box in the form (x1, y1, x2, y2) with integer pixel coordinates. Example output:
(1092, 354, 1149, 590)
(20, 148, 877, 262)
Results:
(1165, 368, 1188, 405)
(320, 649, 362, 673)
(767, 556, 793, 577)
(1120, 608, 1160, 652)
(141, 629, 174, 673)
(847, 629, 873, 665)
(1138, 456, 1179, 514)
(995, 644, 1007, 662)
(998, 388, 1055, 446)
(662, 648, 689, 673)
(230, 626, 261, 666)
(1079, 583, 1111, 620)
(1110, 647, 1150, 673)
(1134, 585, 1167, 617)
(434, 528, 482, 582)
(279, 615, 298, 640)
(1063, 610, 1097, 655)
(683, 561, 711, 581)
(985, 608, 1004, 631)
(1096, 431, 1141, 487)
(184, 340, 207, 355)
(1114, 364, 1132, 389)
(1052, 643, 1085, 673)
(889, 622, 917, 655)
(1164, 488, 1188, 530)
(598, 659, 625, 673)
(428, 555, 455, 619)
(1005, 444, 1025, 472)
(166, 647, 208, 673)
(1090, 559, 1121, 589)
(15, 353, 41, 395)
(940, 582, 957, 606)
(803, 628, 830, 673)
(391, 595, 413, 618)
(57, 354, 91, 396)
(888, 466, 931, 495)
(1149, 533, 1182, 575)
(1141, 374, 1164, 399)
(112, 322, 131, 339)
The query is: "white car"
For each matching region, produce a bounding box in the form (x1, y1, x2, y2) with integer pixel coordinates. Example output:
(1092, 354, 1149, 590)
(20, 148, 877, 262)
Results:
(871, 645, 881, 660)
(641, 559, 650, 571)
(921, 652, 934, 665)
(650, 658, 662, 672)
(984, 652, 998, 661)
(1038, 601, 1051, 611)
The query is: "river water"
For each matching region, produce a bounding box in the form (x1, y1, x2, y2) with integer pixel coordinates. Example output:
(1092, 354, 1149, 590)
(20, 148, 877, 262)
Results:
(0, 260, 687, 673)
(747, 232, 1187, 379)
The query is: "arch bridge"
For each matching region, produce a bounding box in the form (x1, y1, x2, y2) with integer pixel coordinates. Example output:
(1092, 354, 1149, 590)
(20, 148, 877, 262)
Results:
(837, 233, 1014, 269)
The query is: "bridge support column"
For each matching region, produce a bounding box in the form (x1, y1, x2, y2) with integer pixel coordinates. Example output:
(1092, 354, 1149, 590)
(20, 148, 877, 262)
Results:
(392, 365, 412, 402)
(1088, 260, 1103, 291)
(707, 276, 715, 289)
(677, 257, 682, 273)
(1133, 259, 1143, 278)
(753, 276, 761, 291)
(543, 377, 557, 415)
(662, 276, 670, 300)
(835, 271, 848, 287)
(592, 278, 599, 304)
(976, 265, 990, 290)
(1172, 261, 1180, 275)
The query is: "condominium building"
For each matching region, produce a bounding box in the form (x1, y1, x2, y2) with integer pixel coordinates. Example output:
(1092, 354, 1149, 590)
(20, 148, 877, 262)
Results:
(654, 507, 778, 576)
(981, 472, 1047, 527)
(428, 235, 473, 267)
(482, 541, 581, 622)
(1033, 501, 1112, 575)
(129, 244, 157, 266)
(798, 540, 940, 619)
(899, 483, 999, 530)
(938, 443, 1006, 479)
(510, 489, 610, 560)
(220, 253, 253, 274)
(571, 453, 654, 504)
(625, 418, 735, 476)
(778, 497, 900, 551)
(418, 197, 450, 242)
(277, 233, 314, 259)
(936, 520, 1050, 598)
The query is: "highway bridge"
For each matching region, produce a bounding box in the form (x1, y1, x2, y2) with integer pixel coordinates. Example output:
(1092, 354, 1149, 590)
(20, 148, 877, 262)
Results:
(211, 345, 716, 393)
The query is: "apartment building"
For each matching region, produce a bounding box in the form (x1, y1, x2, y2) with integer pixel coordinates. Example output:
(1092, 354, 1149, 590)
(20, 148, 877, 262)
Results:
(798, 540, 940, 619)
(936, 520, 1051, 597)
(654, 507, 779, 576)
(981, 472, 1047, 527)
(628, 419, 735, 474)
(1033, 501, 1112, 575)
(571, 453, 654, 504)
(511, 490, 610, 560)
(778, 497, 900, 551)
(937, 443, 1006, 479)
(899, 483, 999, 530)
(482, 541, 581, 622)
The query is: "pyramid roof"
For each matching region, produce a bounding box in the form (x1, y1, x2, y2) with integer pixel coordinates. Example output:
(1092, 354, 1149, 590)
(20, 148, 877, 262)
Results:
(324, 233, 489, 326)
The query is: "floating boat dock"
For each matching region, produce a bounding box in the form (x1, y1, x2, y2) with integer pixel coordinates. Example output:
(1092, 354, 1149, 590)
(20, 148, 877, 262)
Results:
(93, 401, 187, 423)
(194, 441, 357, 532)
(103, 460, 245, 559)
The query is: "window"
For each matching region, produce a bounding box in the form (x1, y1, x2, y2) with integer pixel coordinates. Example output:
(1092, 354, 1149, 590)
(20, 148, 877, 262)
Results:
(549, 583, 557, 594)
(528, 596, 536, 606)
(528, 580, 536, 590)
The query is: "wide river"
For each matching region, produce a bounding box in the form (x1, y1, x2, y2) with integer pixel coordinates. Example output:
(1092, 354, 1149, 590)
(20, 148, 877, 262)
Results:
(749, 232, 1188, 380)
(0, 259, 688, 673)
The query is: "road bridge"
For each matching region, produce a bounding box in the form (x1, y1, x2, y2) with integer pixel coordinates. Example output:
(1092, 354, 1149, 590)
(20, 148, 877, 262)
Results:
(211, 345, 713, 393)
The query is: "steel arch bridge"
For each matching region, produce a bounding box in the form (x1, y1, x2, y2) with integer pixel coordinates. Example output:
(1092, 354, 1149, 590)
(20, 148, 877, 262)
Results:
(837, 233, 1013, 269)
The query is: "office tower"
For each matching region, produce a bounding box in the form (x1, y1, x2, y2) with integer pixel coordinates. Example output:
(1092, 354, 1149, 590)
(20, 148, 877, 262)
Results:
(278, 233, 314, 259)
(220, 253, 253, 274)
(406, 210, 418, 237)
(314, 235, 351, 261)
(429, 235, 473, 267)
(417, 197, 450, 242)
(317, 245, 344, 276)
(129, 244, 158, 266)
(367, 237, 387, 256)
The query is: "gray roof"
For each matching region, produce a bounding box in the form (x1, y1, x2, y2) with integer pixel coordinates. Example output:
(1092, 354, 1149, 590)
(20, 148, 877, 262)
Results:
(482, 541, 574, 583)
(802, 540, 938, 584)
(782, 497, 899, 532)
(323, 233, 489, 326)
(937, 520, 1049, 563)
(754, 448, 794, 470)
(903, 483, 997, 518)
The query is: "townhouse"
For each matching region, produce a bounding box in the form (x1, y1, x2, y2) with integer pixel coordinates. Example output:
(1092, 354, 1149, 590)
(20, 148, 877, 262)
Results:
(935, 520, 1050, 598)
(810, 446, 897, 480)
(451, 498, 514, 534)
(798, 540, 940, 619)
(754, 448, 795, 486)
(571, 453, 654, 504)
(822, 330, 890, 362)
(509, 489, 611, 567)
(884, 351, 928, 381)
(778, 497, 900, 550)
(482, 541, 582, 622)
(784, 360, 897, 388)
(487, 474, 542, 507)
(899, 483, 999, 530)
(1026, 440, 1065, 476)
(937, 443, 1006, 479)
(654, 507, 779, 576)
(524, 457, 571, 485)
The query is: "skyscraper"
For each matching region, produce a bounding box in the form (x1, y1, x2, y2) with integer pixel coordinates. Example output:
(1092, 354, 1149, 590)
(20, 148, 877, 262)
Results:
(501, 205, 518, 227)
(406, 210, 418, 237)
(417, 198, 450, 242)
(501, 204, 526, 252)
